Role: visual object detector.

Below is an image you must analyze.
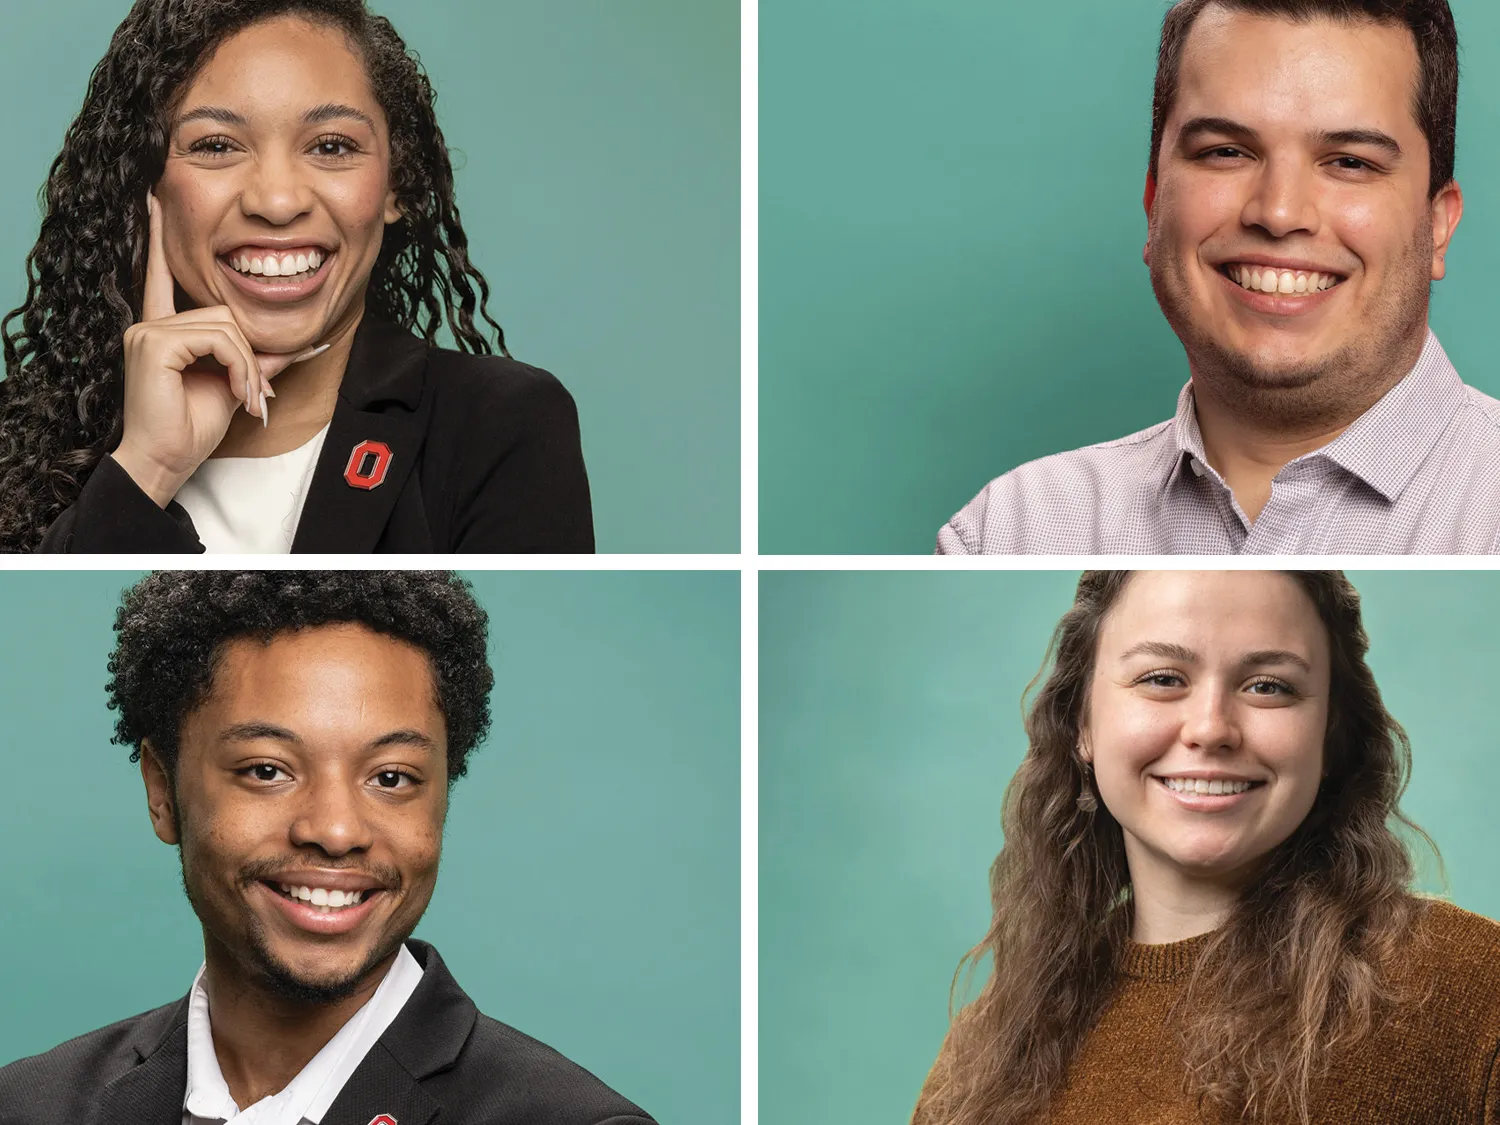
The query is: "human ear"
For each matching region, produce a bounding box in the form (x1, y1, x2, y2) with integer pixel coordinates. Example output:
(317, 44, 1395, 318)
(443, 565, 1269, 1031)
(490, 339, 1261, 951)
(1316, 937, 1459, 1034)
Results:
(1142, 174, 1158, 266)
(1076, 733, 1093, 766)
(140, 741, 181, 846)
(1429, 179, 1463, 281)
(384, 189, 403, 226)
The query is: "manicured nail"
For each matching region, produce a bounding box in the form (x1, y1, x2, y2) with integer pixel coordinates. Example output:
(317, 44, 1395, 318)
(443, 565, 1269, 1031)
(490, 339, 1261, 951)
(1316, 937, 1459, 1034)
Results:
(260, 390, 268, 427)
(291, 343, 331, 363)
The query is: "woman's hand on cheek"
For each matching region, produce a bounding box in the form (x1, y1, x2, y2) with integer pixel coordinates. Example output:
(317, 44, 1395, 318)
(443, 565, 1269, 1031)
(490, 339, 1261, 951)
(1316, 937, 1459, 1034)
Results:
(110, 190, 327, 508)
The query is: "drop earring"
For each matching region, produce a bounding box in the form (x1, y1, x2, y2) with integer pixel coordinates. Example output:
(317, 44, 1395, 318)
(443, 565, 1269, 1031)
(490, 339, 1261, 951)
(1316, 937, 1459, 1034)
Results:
(1076, 759, 1098, 814)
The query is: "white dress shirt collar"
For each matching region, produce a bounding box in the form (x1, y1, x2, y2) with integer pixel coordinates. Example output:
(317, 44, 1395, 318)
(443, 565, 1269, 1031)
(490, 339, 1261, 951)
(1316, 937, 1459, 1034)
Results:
(182, 943, 424, 1125)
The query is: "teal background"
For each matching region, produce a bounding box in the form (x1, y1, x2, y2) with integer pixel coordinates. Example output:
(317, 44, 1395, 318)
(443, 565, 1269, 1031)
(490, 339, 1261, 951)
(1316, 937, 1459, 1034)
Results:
(0, 1, 739, 553)
(761, 570, 1500, 1122)
(760, 0, 1500, 553)
(0, 570, 740, 1125)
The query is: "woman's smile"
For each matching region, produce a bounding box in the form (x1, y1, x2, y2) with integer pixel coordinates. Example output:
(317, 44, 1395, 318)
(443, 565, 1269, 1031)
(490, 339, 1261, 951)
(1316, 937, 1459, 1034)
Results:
(216, 243, 337, 305)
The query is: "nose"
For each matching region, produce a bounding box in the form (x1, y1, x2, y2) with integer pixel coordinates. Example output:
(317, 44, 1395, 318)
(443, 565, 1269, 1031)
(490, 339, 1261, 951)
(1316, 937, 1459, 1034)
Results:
(287, 774, 374, 857)
(1178, 683, 1241, 754)
(1238, 155, 1321, 240)
(238, 149, 315, 226)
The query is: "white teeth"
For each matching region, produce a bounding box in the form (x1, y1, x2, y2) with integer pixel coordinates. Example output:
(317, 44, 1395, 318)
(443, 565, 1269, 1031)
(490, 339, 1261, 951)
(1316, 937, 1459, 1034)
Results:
(277, 883, 365, 908)
(1162, 777, 1255, 796)
(229, 251, 327, 280)
(1229, 265, 1339, 296)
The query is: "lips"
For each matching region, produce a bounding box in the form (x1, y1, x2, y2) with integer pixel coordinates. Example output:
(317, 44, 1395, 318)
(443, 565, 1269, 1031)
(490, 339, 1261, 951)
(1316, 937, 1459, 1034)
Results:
(1214, 264, 1343, 316)
(1153, 775, 1265, 810)
(217, 251, 334, 305)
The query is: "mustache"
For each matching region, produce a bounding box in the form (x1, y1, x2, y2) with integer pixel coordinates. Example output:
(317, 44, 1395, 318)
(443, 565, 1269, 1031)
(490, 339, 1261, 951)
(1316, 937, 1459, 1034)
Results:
(239, 855, 402, 891)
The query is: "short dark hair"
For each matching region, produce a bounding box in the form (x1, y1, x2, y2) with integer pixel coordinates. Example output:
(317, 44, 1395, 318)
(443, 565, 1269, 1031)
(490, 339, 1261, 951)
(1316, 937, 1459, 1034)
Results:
(107, 571, 494, 785)
(1148, 0, 1459, 198)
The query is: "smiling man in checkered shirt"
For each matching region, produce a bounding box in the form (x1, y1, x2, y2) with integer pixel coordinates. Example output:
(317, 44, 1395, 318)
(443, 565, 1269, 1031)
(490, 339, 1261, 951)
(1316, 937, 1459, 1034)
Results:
(939, 0, 1500, 555)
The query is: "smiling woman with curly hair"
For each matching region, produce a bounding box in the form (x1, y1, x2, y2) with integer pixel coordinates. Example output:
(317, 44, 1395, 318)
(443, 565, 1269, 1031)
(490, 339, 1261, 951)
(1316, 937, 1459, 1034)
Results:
(0, 0, 593, 554)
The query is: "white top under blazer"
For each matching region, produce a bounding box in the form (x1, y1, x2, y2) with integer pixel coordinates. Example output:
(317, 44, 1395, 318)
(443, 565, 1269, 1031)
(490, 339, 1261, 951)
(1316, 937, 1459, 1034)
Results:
(175, 424, 331, 553)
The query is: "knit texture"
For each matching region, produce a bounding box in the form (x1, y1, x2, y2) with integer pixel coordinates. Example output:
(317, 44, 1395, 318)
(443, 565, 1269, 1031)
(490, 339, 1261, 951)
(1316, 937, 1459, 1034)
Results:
(912, 899, 1500, 1124)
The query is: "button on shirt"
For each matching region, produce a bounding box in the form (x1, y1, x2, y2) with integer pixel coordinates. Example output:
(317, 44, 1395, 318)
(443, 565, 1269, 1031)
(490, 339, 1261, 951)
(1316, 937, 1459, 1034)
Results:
(182, 943, 423, 1125)
(937, 330, 1500, 554)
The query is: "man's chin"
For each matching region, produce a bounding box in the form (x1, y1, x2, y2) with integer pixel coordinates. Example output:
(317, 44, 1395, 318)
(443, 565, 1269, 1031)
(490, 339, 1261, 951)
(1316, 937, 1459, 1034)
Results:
(255, 951, 370, 1005)
(1197, 335, 1340, 392)
(247, 933, 397, 1006)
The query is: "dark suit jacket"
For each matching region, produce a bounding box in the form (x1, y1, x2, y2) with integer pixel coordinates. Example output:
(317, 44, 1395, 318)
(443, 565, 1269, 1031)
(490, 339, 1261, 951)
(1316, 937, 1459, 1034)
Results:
(38, 317, 595, 553)
(0, 940, 655, 1125)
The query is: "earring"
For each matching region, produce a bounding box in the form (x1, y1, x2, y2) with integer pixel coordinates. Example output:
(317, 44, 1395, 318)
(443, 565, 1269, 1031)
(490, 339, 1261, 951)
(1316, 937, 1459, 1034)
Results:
(1076, 760, 1098, 814)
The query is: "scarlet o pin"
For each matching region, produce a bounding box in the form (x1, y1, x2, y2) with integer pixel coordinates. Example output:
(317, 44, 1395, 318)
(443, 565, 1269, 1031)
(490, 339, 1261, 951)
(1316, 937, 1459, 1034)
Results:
(366, 1116, 398, 1125)
(344, 440, 393, 490)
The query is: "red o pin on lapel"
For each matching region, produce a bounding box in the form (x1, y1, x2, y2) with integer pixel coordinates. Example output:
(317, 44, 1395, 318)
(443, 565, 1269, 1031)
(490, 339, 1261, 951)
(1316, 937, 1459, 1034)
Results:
(366, 1116, 397, 1125)
(345, 439, 393, 490)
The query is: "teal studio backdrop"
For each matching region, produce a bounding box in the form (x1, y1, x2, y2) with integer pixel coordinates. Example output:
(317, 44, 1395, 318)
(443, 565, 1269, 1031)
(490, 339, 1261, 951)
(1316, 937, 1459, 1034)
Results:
(760, 570, 1500, 1122)
(760, 0, 1500, 553)
(0, 0, 739, 554)
(0, 570, 740, 1125)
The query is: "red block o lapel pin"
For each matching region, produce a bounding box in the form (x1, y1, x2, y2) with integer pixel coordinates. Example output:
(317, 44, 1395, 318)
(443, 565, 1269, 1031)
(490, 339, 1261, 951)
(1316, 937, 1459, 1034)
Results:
(366, 1116, 398, 1125)
(345, 439, 393, 490)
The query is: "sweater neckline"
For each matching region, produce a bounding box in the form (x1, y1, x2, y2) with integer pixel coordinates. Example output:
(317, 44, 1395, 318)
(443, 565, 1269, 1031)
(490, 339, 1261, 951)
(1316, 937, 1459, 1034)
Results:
(1118, 929, 1217, 981)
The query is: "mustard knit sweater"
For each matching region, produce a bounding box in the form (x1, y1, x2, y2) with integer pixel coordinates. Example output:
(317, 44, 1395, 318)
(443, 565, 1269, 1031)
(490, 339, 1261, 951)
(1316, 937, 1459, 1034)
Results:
(912, 900, 1500, 1124)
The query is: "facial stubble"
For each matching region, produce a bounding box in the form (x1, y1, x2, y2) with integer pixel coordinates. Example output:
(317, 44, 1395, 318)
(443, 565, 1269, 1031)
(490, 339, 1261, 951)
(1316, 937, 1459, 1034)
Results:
(175, 813, 416, 1007)
(1147, 215, 1434, 434)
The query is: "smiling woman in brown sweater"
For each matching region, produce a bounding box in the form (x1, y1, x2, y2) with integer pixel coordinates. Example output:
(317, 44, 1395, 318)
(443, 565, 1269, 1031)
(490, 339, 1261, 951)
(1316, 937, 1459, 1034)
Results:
(911, 571, 1500, 1125)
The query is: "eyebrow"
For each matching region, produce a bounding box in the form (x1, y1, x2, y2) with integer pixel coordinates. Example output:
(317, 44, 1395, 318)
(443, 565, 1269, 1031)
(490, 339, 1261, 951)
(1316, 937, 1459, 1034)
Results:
(1177, 116, 1403, 162)
(176, 102, 378, 132)
(218, 722, 439, 755)
(1118, 641, 1312, 673)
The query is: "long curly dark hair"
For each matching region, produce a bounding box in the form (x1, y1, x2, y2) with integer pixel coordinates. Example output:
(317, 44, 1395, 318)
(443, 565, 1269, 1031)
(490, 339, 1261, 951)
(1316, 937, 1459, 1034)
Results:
(914, 571, 1440, 1125)
(0, 0, 507, 552)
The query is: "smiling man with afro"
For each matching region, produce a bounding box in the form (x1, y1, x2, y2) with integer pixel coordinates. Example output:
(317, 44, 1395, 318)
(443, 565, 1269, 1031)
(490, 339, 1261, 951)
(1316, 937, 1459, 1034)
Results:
(0, 570, 655, 1125)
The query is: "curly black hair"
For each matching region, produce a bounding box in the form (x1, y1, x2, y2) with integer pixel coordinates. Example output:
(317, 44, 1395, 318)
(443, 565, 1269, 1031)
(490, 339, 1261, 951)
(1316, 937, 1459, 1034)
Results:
(0, 0, 508, 552)
(107, 570, 494, 785)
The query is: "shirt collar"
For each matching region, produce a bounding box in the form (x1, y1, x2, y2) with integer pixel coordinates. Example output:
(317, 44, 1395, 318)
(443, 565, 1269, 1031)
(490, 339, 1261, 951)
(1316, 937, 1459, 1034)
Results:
(1163, 329, 1464, 503)
(183, 943, 425, 1124)
(1314, 329, 1464, 500)
(1162, 379, 1212, 496)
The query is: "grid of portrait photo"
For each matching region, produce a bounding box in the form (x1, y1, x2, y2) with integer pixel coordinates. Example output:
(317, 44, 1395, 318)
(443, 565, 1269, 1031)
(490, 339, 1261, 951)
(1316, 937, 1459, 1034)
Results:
(2, 3, 1499, 1125)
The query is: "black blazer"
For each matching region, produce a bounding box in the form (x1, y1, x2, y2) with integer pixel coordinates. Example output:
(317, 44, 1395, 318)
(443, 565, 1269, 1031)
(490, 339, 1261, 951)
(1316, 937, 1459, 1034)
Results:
(38, 317, 595, 553)
(0, 940, 655, 1125)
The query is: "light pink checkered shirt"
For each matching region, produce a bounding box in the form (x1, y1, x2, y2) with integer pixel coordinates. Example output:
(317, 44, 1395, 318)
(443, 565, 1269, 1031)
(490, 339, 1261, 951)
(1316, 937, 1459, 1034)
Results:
(937, 330, 1500, 555)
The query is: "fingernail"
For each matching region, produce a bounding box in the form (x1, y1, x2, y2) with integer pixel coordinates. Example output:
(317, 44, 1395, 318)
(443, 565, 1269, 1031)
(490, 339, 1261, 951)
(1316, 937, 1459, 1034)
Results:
(262, 377, 276, 399)
(260, 390, 268, 427)
(292, 343, 331, 363)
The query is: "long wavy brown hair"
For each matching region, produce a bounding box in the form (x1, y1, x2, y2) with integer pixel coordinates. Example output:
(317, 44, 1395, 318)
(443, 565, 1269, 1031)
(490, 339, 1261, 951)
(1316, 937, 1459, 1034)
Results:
(916, 571, 1439, 1125)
